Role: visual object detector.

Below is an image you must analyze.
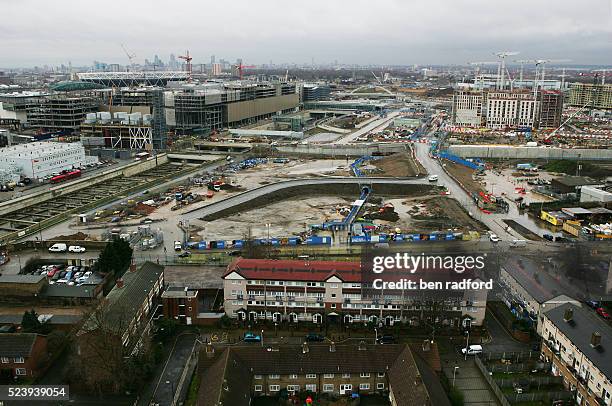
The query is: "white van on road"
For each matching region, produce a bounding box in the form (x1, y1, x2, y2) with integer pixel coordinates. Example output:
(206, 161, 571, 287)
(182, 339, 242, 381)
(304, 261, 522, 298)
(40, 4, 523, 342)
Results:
(48, 243, 67, 253)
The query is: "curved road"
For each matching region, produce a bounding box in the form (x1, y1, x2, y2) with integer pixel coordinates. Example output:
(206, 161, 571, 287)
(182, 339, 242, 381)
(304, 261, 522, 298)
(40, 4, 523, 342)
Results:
(181, 176, 428, 221)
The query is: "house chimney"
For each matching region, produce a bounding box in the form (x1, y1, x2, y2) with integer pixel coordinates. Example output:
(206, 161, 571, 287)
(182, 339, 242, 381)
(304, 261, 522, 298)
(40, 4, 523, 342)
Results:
(358, 340, 367, 351)
(563, 307, 573, 322)
(422, 339, 431, 352)
(302, 342, 309, 354)
(330, 341, 336, 352)
(591, 332, 602, 348)
(130, 262, 137, 272)
(116, 278, 124, 288)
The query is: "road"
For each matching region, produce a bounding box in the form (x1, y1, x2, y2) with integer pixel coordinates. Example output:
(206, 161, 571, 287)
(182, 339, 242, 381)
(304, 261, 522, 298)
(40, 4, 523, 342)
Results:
(181, 176, 428, 221)
(335, 111, 401, 144)
(413, 138, 523, 241)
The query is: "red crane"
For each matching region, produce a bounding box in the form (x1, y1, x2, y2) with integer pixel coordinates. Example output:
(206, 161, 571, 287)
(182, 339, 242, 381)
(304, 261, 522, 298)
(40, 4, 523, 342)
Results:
(235, 62, 255, 80)
(178, 51, 193, 81)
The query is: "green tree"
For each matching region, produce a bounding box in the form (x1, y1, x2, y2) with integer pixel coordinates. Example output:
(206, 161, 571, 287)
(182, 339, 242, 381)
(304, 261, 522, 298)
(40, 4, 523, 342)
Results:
(21, 309, 41, 332)
(98, 239, 133, 277)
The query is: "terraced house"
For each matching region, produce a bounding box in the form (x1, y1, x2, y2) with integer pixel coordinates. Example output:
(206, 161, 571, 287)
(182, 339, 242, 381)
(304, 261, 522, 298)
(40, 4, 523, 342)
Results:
(541, 303, 612, 406)
(222, 258, 487, 328)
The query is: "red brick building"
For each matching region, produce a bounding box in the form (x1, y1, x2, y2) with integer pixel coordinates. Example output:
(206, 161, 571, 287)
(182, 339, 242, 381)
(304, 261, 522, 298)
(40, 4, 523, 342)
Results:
(0, 333, 49, 381)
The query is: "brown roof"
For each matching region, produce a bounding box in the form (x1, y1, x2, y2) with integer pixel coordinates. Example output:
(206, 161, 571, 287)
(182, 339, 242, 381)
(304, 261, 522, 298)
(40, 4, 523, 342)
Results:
(197, 343, 450, 406)
(197, 348, 251, 406)
(231, 342, 403, 374)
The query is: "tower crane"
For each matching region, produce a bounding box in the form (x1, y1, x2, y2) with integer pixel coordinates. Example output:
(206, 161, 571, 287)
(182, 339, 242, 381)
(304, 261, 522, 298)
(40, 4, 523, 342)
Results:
(494, 51, 519, 90)
(467, 62, 500, 90)
(591, 69, 611, 85)
(234, 62, 256, 80)
(120, 43, 136, 68)
(178, 51, 193, 81)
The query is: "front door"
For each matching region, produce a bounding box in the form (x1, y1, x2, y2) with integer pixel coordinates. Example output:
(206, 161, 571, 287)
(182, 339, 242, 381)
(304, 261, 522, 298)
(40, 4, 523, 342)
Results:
(340, 384, 352, 395)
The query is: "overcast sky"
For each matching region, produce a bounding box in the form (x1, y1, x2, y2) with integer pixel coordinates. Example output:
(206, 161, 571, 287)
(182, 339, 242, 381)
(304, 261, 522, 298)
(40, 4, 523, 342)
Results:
(1, 0, 612, 67)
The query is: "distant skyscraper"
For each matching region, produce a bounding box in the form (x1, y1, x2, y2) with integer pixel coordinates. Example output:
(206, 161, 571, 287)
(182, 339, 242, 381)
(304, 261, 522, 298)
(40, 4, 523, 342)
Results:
(169, 54, 177, 69)
(211, 55, 216, 64)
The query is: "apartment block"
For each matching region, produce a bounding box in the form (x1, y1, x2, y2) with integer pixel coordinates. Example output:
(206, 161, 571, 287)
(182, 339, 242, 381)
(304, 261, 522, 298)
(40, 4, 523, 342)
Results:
(222, 258, 487, 328)
(451, 90, 484, 127)
(538, 90, 564, 129)
(541, 304, 612, 406)
(485, 91, 538, 129)
(568, 83, 612, 110)
(28, 95, 99, 133)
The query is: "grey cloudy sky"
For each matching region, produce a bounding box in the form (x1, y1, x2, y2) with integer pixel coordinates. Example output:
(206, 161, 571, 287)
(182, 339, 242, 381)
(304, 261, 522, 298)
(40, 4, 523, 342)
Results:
(1, 0, 612, 67)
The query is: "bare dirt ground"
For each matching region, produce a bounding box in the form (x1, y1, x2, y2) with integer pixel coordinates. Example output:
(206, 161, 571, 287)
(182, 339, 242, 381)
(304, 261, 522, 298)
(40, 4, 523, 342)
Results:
(380, 196, 485, 233)
(444, 162, 486, 194)
(194, 196, 352, 240)
(372, 152, 422, 177)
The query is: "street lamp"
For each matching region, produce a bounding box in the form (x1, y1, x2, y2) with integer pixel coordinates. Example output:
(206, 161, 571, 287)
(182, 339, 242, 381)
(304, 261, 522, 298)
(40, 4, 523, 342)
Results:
(261, 329, 264, 347)
(374, 327, 378, 345)
(166, 380, 175, 404)
(453, 366, 460, 387)
(464, 330, 470, 361)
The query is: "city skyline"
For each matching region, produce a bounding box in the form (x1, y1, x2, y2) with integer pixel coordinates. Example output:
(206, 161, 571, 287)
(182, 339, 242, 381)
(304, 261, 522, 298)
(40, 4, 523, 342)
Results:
(2, 0, 612, 67)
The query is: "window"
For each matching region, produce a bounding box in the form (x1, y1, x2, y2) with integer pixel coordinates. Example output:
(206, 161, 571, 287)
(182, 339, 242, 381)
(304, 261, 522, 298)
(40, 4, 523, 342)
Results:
(331, 304, 336, 309)
(1, 357, 8, 363)
(377, 372, 385, 378)
(360, 373, 370, 378)
(342, 373, 351, 378)
(14, 357, 24, 364)
(324, 373, 334, 378)
(377, 383, 385, 390)
(323, 384, 334, 392)
(359, 383, 370, 390)
(306, 384, 316, 392)
(306, 374, 317, 379)
(254, 385, 263, 392)
(269, 374, 280, 379)
(287, 385, 300, 392)
(329, 283, 338, 288)
(289, 374, 298, 379)
(331, 293, 336, 298)
(15, 368, 26, 376)
(269, 385, 280, 392)
(254, 375, 262, 379)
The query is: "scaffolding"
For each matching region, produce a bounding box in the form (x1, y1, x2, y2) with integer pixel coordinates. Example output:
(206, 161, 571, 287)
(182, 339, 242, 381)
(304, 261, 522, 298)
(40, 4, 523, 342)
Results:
(28, 95, 99, 133)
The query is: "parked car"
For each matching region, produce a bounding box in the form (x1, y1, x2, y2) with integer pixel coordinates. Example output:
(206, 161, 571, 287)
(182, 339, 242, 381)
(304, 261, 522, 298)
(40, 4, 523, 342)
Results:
(378, 334, 396, 344)
(586, 300, 600, 309)
(48, 243, 67, 253)
(68, 245, 86, 253)
(243, 332, 261, 343)
(596, 307, 610, 320)
(542, 234, 554, 241)
(174, 241, 182, 251)
(178, 251, 191, 258)
(489, 234, 501, 243)
(461, 345, 483, 355)
(46, 268, 59, 278)
(305, 333, 325, 342)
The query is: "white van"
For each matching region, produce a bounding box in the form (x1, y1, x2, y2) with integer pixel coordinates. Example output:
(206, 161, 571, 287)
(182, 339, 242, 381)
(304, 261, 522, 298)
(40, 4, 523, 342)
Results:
(428, 175, 439, 182)
(510, 239, 527, 248)
(461, 344, 483, 355)
(48, 243, 67, 253)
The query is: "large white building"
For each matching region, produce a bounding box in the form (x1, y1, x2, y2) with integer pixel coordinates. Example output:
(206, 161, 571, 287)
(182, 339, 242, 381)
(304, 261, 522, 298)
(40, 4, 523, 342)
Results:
(0, 142, 97, 179)
(485, 91, 539, 129)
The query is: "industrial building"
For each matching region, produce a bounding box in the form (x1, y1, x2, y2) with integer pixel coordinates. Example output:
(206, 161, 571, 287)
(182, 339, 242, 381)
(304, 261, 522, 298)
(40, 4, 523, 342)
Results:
(27, 95, 100, 133)
(0, 91, 48, 123)
(0, 141, 98, 179)
(568, 82, 612, 110)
